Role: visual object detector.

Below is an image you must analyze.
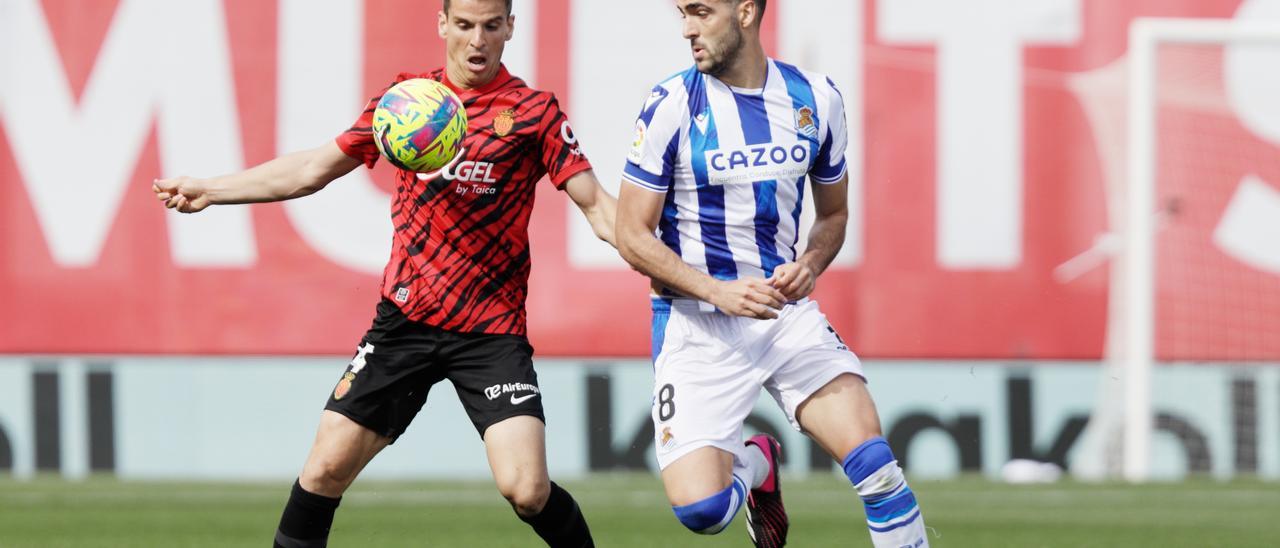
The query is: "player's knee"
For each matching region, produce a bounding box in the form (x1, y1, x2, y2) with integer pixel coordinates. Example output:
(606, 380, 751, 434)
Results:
(300, 456, 358, 496)
(842, 436, 902, 496)
(500, 477, 550, 517)
(671, 482, 744, 535)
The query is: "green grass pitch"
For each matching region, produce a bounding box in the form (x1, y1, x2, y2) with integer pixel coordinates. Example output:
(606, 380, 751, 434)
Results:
(2, 474, 1277, 547)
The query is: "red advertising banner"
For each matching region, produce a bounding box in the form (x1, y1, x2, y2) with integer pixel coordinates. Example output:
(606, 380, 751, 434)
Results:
(2, 0, 1277, 358)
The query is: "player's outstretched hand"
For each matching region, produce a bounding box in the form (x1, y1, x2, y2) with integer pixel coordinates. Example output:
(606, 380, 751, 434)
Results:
(153, 177, 211, 214)
(710, 278, 786, 319)
(768, 262, 816, 301)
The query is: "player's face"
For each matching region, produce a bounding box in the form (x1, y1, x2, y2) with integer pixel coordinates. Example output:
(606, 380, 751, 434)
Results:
(438, 0, 514, 88)
(677, 0, 745, 77)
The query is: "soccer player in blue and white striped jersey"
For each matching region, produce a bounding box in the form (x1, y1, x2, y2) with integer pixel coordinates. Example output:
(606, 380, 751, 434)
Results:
(616, 1, 929, 547)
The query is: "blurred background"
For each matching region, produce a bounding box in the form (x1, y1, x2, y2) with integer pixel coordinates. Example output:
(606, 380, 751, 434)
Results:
(2, 0, 1279, 545)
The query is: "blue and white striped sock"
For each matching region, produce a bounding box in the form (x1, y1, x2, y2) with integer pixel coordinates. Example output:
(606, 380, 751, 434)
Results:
(671, 476, 749, 535)
(843, 437, 929, 548)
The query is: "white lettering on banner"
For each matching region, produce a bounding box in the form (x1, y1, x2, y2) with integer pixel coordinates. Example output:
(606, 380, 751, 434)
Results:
(279, 0, 391, 275)
(567, 1, 687, 268)
(2, 359, 1273, 480)
(0, 0, 256, 268)
(504, 0, 539, 87)
(782, 0, 863, 267)
(1226, 0, 1280, 146)
(706, 144, 810, 186)
(879, 0, 1081, 269)
(1213, 177, 1280, 274)
(1220, 0, 1280, 274)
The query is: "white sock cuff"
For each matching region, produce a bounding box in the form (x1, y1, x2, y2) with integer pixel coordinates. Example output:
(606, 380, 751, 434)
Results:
(737, 444, 770, 489)
(855, 460, 905, 499)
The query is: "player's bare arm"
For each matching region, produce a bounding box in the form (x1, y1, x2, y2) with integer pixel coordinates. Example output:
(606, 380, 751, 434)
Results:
(769, 173, 849, 300)
(616, 182, 785, 319)
(562, 169, 618, 248)
(153, 141, 361, 213)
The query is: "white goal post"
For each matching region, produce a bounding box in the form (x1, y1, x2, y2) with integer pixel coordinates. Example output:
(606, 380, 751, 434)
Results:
(1116, 17, 1280, 482)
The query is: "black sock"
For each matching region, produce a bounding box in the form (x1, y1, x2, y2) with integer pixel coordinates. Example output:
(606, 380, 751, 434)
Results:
(273, 479, 342, 548)
(518, 481, 594, 548)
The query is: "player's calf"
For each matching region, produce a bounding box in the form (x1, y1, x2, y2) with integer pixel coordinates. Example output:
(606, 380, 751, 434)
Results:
(516, 481, 595, 547)
(274, 479, 342, 548)
(276, 411, 389, 547)
(843, 437, 929, 548)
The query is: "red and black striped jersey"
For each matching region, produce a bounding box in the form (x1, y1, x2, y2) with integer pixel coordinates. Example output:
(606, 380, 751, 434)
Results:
(336, 65, 592, 335)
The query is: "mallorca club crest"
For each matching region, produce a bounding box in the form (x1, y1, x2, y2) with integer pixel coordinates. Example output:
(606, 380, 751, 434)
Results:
(795, 106, 817, 139)
(334, 343, 374, 401)
(493, 108, 516, 137)
(333, 372, 356, 400)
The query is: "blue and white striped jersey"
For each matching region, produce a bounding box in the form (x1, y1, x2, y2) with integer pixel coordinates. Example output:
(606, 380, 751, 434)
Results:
(623, 59, 848, 282)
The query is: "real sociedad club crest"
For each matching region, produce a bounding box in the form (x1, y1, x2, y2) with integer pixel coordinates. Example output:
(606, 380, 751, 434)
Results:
(795, 106, 818, 139)
(660, 426, 676, 450)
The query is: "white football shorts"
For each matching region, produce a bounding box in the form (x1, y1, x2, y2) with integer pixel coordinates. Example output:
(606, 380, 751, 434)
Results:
(649, 296, 864, 470)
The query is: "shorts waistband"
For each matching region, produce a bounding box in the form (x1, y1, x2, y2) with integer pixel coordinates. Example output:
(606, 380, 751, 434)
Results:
(650, 296, 716, 314)
(650, 296, 809, 314)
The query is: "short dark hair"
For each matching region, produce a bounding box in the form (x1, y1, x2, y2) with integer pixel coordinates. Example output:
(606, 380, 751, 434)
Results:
(443, 0, 513, 15)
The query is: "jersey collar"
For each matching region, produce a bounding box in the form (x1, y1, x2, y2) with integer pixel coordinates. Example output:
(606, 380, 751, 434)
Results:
(441, 64, 512, 97)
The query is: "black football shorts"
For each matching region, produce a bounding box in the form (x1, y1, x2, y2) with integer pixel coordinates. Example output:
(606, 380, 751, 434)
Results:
(324, 299, 544, 441)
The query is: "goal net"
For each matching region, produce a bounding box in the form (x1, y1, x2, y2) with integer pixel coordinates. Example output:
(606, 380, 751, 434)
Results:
(1075, 17, 1280, 481)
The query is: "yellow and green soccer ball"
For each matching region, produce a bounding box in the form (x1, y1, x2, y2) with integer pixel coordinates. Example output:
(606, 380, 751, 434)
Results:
(372, 79, 467, 172)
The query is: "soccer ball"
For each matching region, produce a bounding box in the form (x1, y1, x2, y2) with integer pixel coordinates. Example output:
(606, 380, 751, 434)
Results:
(372, 78, 467, 172)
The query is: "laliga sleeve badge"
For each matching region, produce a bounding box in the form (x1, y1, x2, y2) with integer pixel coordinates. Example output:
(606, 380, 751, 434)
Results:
(627, 120, 647, 164)
(493, 108, 515, 137)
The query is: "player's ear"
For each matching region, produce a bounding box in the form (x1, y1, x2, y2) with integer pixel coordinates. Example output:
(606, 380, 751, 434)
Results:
(438, 10, 448, 39)
(504, 14, 515, 41)
(739, 0, 756, 29)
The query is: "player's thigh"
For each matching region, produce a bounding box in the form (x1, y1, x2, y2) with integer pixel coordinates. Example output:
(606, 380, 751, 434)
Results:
(483, 415, 549, 496)
(759, 300, 875, 459)
(446, 334, 546, 437)
(795, 373, 883, 461)
(324, 299, 446, 441)
(651, 310, 758, 478)
(300, 409, 393, 496)
(660, 446, 736, 506)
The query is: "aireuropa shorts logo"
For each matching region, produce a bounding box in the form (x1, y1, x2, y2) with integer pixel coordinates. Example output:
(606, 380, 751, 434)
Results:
(484, 382, 540, 401)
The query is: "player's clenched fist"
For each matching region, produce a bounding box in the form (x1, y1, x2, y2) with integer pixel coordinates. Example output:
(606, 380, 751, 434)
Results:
(710, 277, 787, 319)
(769, 261, 817, 301)
(153, 176, 211, 214)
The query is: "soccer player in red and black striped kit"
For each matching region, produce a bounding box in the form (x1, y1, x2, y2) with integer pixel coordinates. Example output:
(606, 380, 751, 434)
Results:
(153, 1, 612, 546)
